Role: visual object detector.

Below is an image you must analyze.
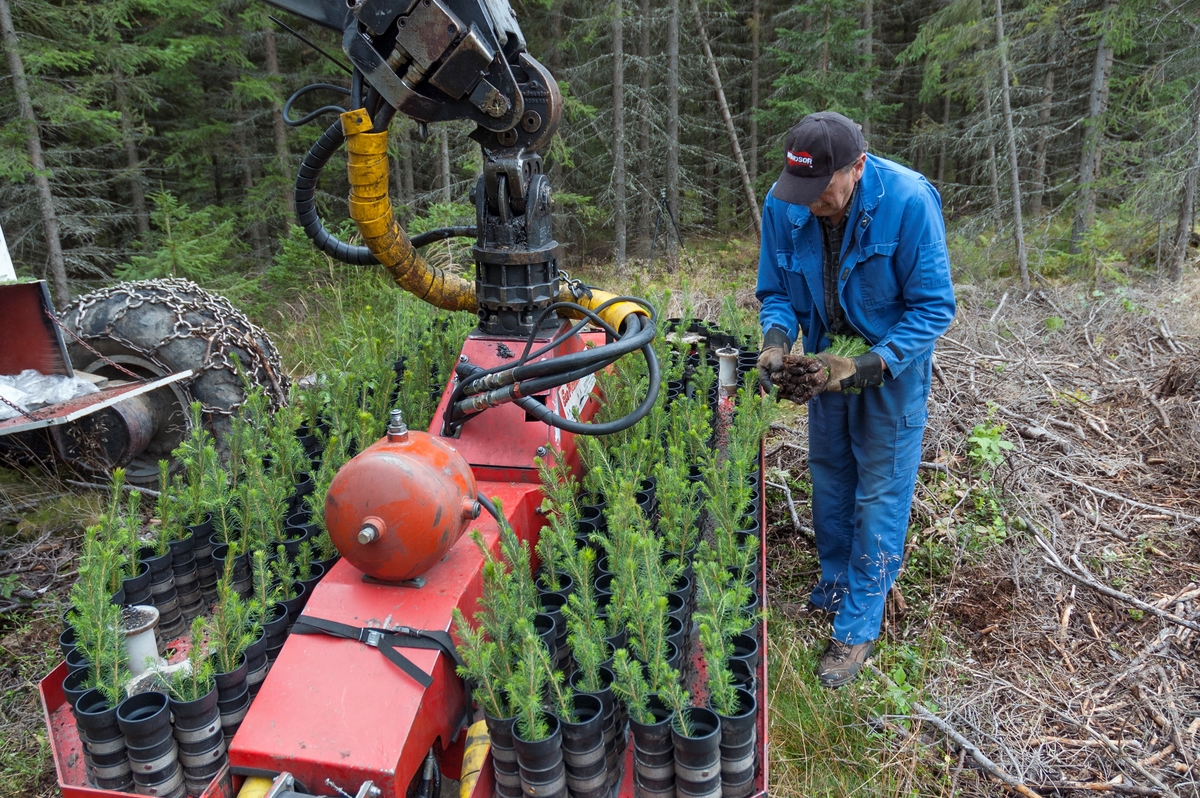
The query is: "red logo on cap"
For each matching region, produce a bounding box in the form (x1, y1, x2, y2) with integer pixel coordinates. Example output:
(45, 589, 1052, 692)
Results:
(787, 150, 813, 168)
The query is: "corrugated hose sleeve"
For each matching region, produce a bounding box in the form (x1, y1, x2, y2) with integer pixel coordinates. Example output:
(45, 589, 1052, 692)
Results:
(459, 719, 491, 798)
(341, 109, 478, 313)
(558, 286, 648, 333)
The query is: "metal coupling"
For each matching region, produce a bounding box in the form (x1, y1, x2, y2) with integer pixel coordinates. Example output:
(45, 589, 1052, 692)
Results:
(387, 409, 409, 441)
(358, 516, 385, 545)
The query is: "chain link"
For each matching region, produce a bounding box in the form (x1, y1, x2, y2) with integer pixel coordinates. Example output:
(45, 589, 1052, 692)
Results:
(0, 391, 38, 423)
(62, 278, 287, 418)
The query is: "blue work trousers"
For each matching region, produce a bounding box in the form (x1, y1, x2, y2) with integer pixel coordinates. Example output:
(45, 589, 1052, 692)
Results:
(807, 356, 932, 645)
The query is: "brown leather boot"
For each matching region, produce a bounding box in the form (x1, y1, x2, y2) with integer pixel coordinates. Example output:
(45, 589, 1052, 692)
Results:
(816, 638, 875, 688)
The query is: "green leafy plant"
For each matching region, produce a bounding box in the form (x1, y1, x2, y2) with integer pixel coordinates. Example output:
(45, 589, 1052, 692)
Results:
(967, 414, 1013, 470)
(611, 647, 654, 724)
(169, 617, 215, 702)
(452, 607, 509, 719)
(506, 622, 551, 741)
(270, 545, 299, 600)
(209, 542, 253, 674)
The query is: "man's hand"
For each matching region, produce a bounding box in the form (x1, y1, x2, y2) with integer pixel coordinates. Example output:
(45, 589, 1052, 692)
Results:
(814, 352, 885, 392)
(757, 327, 791, 390)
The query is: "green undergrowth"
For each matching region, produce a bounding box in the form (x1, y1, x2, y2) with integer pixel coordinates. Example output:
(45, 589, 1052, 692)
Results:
(770, 616, 946, 797)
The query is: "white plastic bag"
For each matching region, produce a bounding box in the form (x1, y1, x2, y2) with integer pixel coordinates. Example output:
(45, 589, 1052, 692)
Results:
(0, 369, 99, 421)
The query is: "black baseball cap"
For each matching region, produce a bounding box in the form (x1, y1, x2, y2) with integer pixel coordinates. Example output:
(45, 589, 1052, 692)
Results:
(771, 112, 866, 205)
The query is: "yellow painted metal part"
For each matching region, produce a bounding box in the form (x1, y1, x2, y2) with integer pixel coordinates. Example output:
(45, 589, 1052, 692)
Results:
(235, 776, 273, 798)
(341, 109, 478, 313)
(558, 286, 648, 333)
(459, 719, 490, 798)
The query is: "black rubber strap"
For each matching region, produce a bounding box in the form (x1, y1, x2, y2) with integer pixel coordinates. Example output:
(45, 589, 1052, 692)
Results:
(845, 352, 885, 390)
(291, 616, 464, 689)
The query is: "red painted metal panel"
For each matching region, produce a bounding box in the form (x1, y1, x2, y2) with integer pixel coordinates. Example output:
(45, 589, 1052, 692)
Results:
(227, 480, 546, 798)
(427, 332, 605, 482)
(38, 662, 235, 798)
(0, 281, 71, 377)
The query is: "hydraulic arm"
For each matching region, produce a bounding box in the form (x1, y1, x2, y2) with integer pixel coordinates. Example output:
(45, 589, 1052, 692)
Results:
(264, 0, 659, 436)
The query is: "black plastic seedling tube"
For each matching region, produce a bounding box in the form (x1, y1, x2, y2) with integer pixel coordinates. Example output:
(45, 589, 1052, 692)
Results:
(116, 692, 171, 740)
(559, 694, 605, 783)
(65, 646, 90, 675)
(170, 683, 219, 729)
(671, 707, 722, 793)
(485, 710, 522, 798)
(140, 547, 174, 583)
(631, 695, 675, 793)
(62, 668, 91, 708)
(278, 584, 307, 627)
(534, 612, 557, 661)
(512, 713, 567, 798)
(714, 688, 757, 748)
(730, 634, 760, 671)
(212, 654, 247, 696)
(74, 689, 124, 744)
(122, 562, 152, 597)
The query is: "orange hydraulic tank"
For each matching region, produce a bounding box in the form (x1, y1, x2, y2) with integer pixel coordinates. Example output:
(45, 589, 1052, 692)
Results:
(325, 410, 480, 582)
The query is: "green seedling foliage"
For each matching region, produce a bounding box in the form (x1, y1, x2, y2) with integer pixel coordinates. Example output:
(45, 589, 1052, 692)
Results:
(70, 525, 129, 705)
(209, 542, 253, 674)
(659, 681, 694, 737)
(507, 623, 551, 741)
(611, 647, 654, 724)
(698, 619, 738, 716)
(249, 549, 279, 627)
(270, 545, 298, 599)
(561, 551, 607, 693)
(535, 451, 578, 592)
(173, 403, 222, 525)
(295, 541, 313, 582)
(170, 617, 215, 702)
(825, 334, 871, 359)
(452, 608, 509, 719)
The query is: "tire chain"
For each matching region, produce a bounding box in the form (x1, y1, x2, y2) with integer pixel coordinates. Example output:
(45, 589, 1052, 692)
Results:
(62, 278, 288, 418)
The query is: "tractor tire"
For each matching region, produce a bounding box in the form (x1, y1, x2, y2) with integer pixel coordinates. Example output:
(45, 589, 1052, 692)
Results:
(58, 278, 287, 484)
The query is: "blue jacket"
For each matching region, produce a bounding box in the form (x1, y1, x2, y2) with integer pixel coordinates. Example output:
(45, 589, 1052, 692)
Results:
(756, 154, 956, 378)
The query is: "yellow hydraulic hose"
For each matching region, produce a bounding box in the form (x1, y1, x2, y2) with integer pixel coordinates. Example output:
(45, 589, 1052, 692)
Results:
(236, 776, 273, 798)
(458, 719, 490, 798)
(341, 109, 648, 330)
(342, 109, 477, 313)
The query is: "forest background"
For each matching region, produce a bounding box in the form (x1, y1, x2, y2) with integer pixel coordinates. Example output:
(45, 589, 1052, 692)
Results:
(2, 0, 1199, 309)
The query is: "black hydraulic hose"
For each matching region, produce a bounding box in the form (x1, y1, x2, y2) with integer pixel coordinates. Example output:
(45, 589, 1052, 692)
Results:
(514, 316, 661, 435)
(295, 119, 378, 265)
(282, 83, 350, 128)
(461, 297, 654, 395)
(409, 227, 478, 248)
(477, 493, 502, 524)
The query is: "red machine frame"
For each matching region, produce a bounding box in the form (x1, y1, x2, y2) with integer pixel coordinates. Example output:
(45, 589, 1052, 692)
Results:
(38, 331, 770, 798)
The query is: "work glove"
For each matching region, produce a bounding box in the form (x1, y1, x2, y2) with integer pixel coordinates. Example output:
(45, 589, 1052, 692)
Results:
(756, 327, 791, 390)
(814, 351, 885, 393)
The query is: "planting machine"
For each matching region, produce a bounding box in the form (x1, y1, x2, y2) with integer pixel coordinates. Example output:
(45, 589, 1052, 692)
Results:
(38, 0, 770, 795)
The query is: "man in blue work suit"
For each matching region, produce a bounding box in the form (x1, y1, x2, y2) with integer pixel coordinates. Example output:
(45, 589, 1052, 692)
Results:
(756, 112, 956, 687)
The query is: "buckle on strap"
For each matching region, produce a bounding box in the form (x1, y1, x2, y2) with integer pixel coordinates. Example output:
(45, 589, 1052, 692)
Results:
(361, 628, 387, 647)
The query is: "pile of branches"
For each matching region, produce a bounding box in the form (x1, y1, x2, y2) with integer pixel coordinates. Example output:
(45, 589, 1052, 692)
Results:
(765, 282, 1200, 797)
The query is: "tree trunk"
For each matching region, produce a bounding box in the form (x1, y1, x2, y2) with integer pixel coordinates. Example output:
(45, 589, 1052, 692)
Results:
(666, 0, 679, 240)
(113, 71, 151, 244)
(1169, 81, 1200, 283)
(397, 120, 415, 221)
(612, 0, 627, 266)
(1069, 0, 1116, 254)
(1030, 69, 1053, 218)
(438, 127, 452, 203)
(749, 0, 759, 188)
(861, 0, 873, 141)
(0, 0, 68, 305)
(238, 126, 269, 258)
(637, 0, 654, 248)
(264, 26, 296, 217)
(936, 94, 949, 188)
(687, 0, 761, 235)
(549, 0, 564, 188)
(982, 82, 1002, 231)
(994, 0, 1028, 289)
